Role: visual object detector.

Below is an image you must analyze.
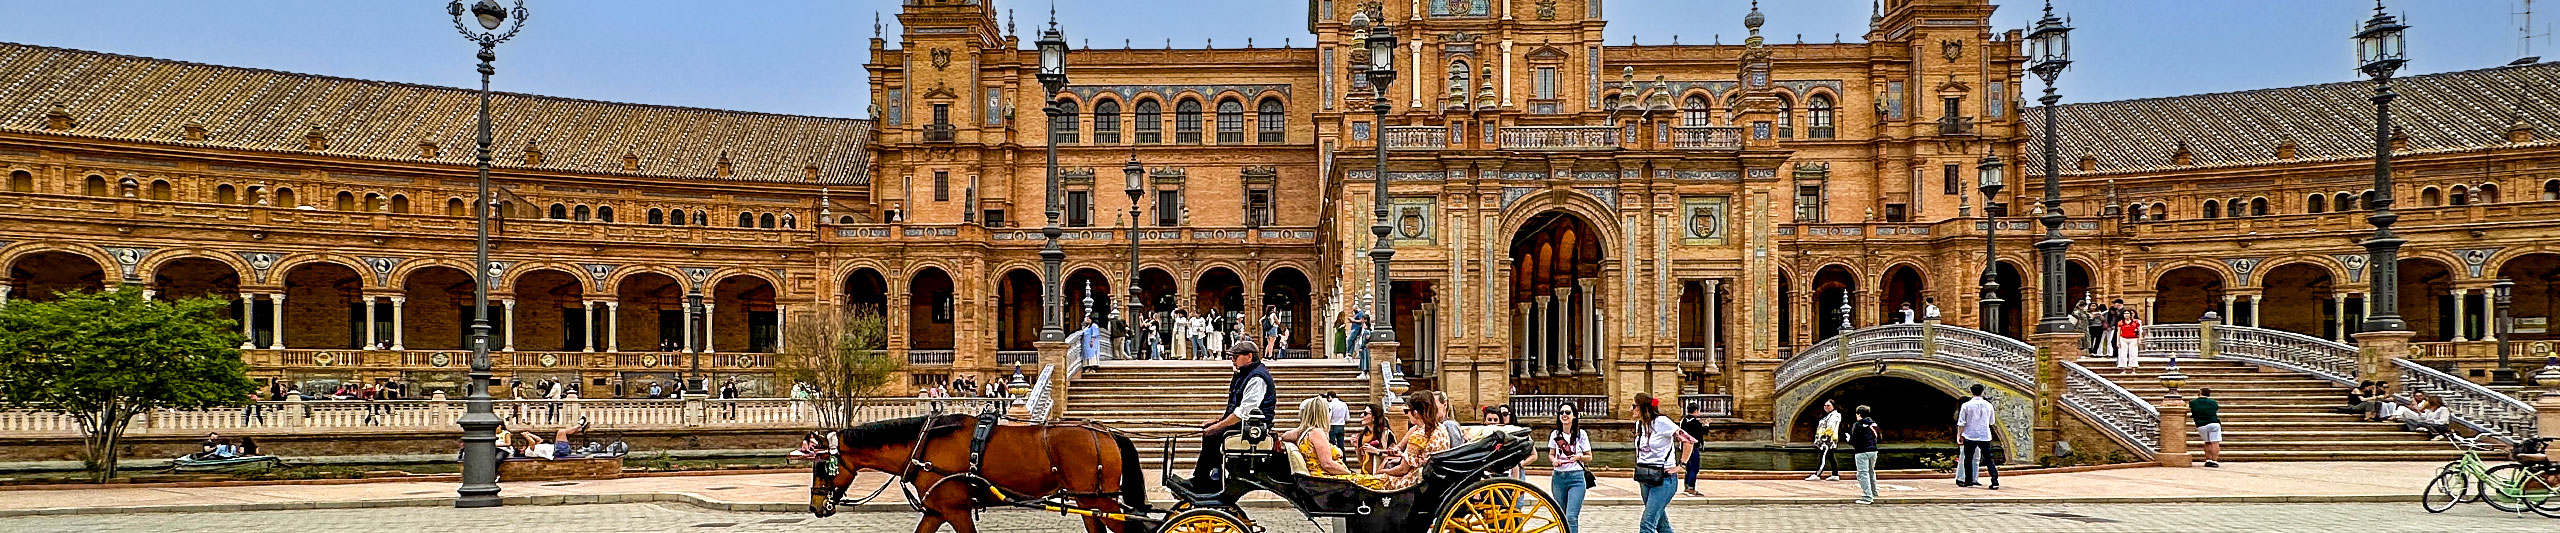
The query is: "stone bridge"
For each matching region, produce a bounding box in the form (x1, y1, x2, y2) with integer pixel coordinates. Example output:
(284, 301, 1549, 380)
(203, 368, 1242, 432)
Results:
(1769, 322, 2044, 464)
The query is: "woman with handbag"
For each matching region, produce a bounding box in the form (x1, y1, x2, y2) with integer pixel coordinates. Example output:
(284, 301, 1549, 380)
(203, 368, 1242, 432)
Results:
(1633, 393, 1694, 533)
(1547, 404, 1593, 533)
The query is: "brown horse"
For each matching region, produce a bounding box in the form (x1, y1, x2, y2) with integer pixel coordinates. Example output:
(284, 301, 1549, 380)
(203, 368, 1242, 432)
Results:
(809, 414, 1149, 533)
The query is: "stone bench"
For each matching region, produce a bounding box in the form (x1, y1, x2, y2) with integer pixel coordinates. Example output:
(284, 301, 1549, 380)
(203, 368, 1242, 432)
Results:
(497, 456, 623, 482)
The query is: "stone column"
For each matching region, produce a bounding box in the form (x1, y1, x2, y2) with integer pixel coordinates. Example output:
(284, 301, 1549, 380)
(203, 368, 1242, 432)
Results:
(1578, 279, 1598, 373)
(704, 302, 718, 354)
(580, 301, 597, 352)
(271, 293, 287, 350)
(242, 294, 260, 350)
(390, 296, 407, 351)
(2449, 288, 2468, 342)
(1515, 302, 1531, 377)
(2354, 330, 2417, 387)
(1704, 279, 1722, 369)
(2156, 393, 2193, 467)
(2219, 294, 2235, 325)
(2330, 293, 2349, 342)
(363, 295, 378, 349)
(606, 301, 620, 352)
(773, 304, 787, 354)
(2144, 297, 2158, 323)
(1532, 295, 1550, 377)
(2480, 291, 2498, 343)
(1555, 286, 1576, 375)
(681, 301, 696, 352)
(501, 298, 517, 352)
(0, 286, 9, 305)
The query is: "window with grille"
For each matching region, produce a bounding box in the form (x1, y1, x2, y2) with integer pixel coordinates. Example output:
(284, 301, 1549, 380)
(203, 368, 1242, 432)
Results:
(1246, 189, 1273, 227)
(1795, 184, 1824, 222)
(1093, 100, 1120, 144)
(1808, 95, 1835, 138)
(1216, 100, 1244, 144)
(934, 171, 950, 201)
(1175, 100, 1202, 144)
(1944, 164, 1961, 196)
(1156, 189, 1182, 226)
(1777, 98, 1794, 139)
(1066, 190, 1091, 227)
(1683, 96, 1712, 127)
(1256, 99, 1285, 143)
(1053, 101, 1079, 144)
(1135, 100, 1162, 144)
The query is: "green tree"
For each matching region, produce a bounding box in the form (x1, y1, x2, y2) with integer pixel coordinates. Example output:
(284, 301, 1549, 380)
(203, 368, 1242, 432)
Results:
(776, 305, 899, 428)
(0, 287, 255, 482)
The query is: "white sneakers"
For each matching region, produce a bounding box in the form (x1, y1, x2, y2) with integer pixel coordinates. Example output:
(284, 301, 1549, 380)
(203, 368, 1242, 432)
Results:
(1805, 474, 1822, 481)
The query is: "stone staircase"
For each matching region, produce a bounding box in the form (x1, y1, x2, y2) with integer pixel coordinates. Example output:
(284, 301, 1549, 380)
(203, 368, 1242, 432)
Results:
(2086, 358, 2463, 462)
(1060, 358, 1374, 470)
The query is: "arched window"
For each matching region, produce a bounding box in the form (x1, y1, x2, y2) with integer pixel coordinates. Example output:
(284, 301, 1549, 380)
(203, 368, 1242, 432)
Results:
(1052, 100, 1079, 144)
(448, 198, 467, 216)
(1447, 60, 1471, 101)
(1092, 99, 1121, 144)
(574, 205, 592, 221)
(2334, 192, 2354, 211)
(390, 194, 410, 214)
(759, 213, 777, 228)
(2545, 179, 2560, 201)
(669, 209, 687, 226)
(2150, 202, 2167, 221)
(2202, 199, 2221, 218)
(215, 184, 237, 204)
(1256, 98, 1285, 143)
(738, 212, 756, 227)
(1215, 99, 1244, 143)
(2307, 194, 2326, 213)
(2249, 197, 2268, 216)
(693, 211, 707, 225)
(1602, 94, 1621, 110)
(147, 179, 172, 200)
(1134, 99, 1162, 144)
(83, 175, 107, 196)
(2477, 183, 2500, 203)
(275, 187, 295, 207)
(2127, 203, 2148, 221)
(1175, 99, 1203, 144)
(838, 215, 856, 224)
(648, 208, 665, 224)
(1777, 96, 1795, 139)
(1808, 95, 1836, 139)
(780, 214, 796, 228)
(2361, 189, 2377, 209)
(1682, 95, 1712, 127)
(2419, 186, 2442, 207)
(2449, 185, 2470, 206)
(336, 191, 357, 211)
(548, 203, 568, 219)
(363, 192, 384, 211)
(596, 205, 613, 222)
(6, 170, 30, 192)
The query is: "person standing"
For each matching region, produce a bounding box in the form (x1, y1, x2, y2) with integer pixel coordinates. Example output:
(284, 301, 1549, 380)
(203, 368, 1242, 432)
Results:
(1807, 399, 1842, 481)
(1923, 297, 1941, 321)
(2100, 299, 2127, 359)
(1849, 405, 1881, 504)
(2114, 307, 2144, 369)
(1632, 394, 1692, 533)
(1324, 391, 1350, 448)
(1678, 404, 1713, 497)
(1547, 404, 1593, 533)
(1954, 384, 2000, 489)
(1898, 303, 1916, 324)
(2190, 387, 2222, 468)
(1348, 306, 1373, 373)
(2073, 299, 2102, 354)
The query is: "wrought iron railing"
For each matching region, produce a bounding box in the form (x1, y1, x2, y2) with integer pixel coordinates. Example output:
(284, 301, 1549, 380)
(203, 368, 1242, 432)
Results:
(1510, 395, 1611, 420)
(2394, 358, 2538, 444)
(2061, 361, 2161, 453)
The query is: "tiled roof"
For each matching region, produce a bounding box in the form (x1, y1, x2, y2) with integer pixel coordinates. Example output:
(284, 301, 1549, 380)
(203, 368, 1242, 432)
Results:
(2026, 61, 2560, 176)
(0, 42, 869, 185)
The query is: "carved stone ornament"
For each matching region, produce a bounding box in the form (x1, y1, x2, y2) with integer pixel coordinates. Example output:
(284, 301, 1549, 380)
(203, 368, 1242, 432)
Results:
(100, 246, 155, 280)
(584, 263, 620, 291)
(2223, 257, 2262, 285)
(361, 256, 407, 286)
(237, 252, 281, 282)
(931, 48, 953, 70)
(1941, 40, 1963, 60)
(2456, 248, 2500, 278)
(1536, 0, 1556, 20)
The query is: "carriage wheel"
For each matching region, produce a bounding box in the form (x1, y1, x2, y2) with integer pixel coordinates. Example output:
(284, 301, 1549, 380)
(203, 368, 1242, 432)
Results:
(1160, 508, 1249, 533)
(1433, 478, 1564, 533)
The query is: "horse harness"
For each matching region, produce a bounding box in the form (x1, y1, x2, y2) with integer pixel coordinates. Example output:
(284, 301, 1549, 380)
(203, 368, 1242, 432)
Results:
(896, 412, 1129, 517)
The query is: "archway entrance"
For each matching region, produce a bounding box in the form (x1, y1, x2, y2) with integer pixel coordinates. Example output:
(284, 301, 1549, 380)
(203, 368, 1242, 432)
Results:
(153, 257, 244, 327)
(908, 268, 956, 351)
(1262, 267, 1313, 356)
(1194, 267, 1242, 343)
(1509, 211, 1603, 395)
(283, 262, 363, 349)
(996, 269, 1041, 351)
(2260, 263, 2335, 338)
(2399, 258, 2455, 341)
(404, 266, 479, 350)
(1789, 376, 1961, 444)
(1992, 261, 2024, 339)
(1879, 265, 1926, 324)
(512, 269, 585, 352)
(1811, 265, 1855, 340)
(2153, 266, 2226, 324)
(2065, 260, 2094, 310)
(2498, 253, 2560, 341)
(1067, 268, 1113, 328)
(712, 275, 777, 353)
(843, 269, 888, 317)
(6, 251, 106, 302)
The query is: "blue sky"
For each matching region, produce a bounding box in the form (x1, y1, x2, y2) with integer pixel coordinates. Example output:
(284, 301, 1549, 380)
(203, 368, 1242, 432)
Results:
(7, 1, 2542, 118)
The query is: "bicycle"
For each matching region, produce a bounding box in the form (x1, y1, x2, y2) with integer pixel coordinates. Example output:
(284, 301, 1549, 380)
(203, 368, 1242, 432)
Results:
(2421, 433, 2560, 517)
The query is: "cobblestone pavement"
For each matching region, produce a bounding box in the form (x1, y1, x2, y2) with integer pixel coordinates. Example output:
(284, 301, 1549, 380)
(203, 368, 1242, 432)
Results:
(3, 502, 2549, 532)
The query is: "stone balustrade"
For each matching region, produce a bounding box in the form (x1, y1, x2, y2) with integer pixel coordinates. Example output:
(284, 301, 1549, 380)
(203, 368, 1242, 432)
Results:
(0, 397, 1013, 437)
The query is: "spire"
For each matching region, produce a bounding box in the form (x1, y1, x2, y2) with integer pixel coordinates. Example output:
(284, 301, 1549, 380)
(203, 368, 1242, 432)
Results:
(873, 12, 881, 39)
(1872, 0, 1883, 26)
(1744, 0, 1766, 48)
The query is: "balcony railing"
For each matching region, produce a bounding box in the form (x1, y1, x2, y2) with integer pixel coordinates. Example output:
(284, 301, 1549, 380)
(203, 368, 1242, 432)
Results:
(1511, 395, 1612, 420)
(923, 124, 956, 143)
(908, 349, 956, 365)
(1670, 126, 1743, 150)
(1937, 117, 1976, 136)
(995, 350, 1040, 367)
(1678, 394, 1735, 417)
(1499, 126, 1618, 151)
(0, 397, 1015, 437)
(1383, 125, 1450, 151)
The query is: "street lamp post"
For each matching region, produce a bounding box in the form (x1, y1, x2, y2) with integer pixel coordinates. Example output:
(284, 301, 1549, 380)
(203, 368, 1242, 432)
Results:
(2025, 1, 2076, 335)
(1036, 15, 1071, 342)
(446, 0, 525, 509)
(1123, 154, 1147, 359)
(2356, 1, 2411, 333)
(687, 288, 705, 396)
(2492, 278, 2516, 384)
(1361, 14, 1400, 348)
(1978, 150, 2008, 336)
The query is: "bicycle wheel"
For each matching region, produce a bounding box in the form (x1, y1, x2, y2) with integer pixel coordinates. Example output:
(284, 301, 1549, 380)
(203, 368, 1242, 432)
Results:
(2423, 467, 2470, 513)
(2481, 463, 2541, 512)
(2525, 465, 2560, 518)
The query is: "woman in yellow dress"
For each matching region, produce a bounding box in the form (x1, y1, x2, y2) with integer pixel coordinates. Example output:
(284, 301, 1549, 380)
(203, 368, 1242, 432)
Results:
(1283, 397, 1393, 490)
(1375, 390, 1452, 490)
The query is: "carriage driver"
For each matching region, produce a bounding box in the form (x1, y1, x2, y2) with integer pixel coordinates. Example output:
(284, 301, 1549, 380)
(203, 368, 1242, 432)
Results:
(1185, 339, 1276, 494)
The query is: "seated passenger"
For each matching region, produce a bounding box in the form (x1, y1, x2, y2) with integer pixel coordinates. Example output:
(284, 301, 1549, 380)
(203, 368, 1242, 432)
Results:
(1376, 391, 1454, 490)
(1282, 397, 1390, 490)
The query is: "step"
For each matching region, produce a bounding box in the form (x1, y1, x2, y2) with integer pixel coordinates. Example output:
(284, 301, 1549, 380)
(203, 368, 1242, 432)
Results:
(2184, 440, 2445, 451)
(2184, 449, 2467, 461)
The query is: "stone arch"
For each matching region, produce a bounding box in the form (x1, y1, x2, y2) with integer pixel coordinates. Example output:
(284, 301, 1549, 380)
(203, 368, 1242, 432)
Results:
(2152, 265, 2227, 324)
(907, 266, 957, 351)
(2494, 252, 2560, 341)
(1191, 267, 1242, 325)
(135, 249, 253, 288)
(996, 268, 1042, 351)
(401, 265, 480, 351)
(1510, 209, 1608, 392)
(509, 267, 588, 352)
(1878, 262, 1929, 323)
(710, 273, 779, 353)
(1810, 263, 1861, 340)
(2398, 257, 2458, 341)
(1067, 267, 1115, 325)
(2258, 261, 2337, 338)
(496, 259, 587, 293)
(841, 267, 889, 317)
(597, 264, 687, 296)
(1260, 266, 1314, 352)
(280, 260, 366, 349)
(267, 254, 375, 291)
(150, 255, 243, 302)
(3, 246, 111, 302)
(1496, 190, 1621, 254)
(1774, 365, 2031, 464)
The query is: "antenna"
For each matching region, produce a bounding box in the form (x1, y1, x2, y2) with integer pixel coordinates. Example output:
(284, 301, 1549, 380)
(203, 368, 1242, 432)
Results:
(2521, 0, 2553, 59)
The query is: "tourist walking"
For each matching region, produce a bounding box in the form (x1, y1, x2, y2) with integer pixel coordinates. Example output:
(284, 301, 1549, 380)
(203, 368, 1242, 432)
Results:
(2114, 307, 2144, 368)
(1632, 394, 1692, 533)
(1678, 403, 1713, 497)
(1849, 405, 1881, 504)
(2190, 387, 2223, 467)
(1954, 384, 2001, 489)
(1808, 399, 1842, 481)
(1546, 404, 1593, 533)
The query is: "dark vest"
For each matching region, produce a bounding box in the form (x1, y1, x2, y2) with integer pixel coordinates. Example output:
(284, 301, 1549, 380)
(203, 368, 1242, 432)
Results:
(1224, 362, 1277, 421)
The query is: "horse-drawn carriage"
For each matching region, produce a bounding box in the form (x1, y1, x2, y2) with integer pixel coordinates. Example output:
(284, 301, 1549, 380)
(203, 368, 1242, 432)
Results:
(807, 409, 1563, 533)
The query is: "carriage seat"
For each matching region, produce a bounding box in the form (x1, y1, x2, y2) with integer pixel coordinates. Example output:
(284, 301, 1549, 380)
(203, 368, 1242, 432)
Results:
(1221, 433, 1313, 477)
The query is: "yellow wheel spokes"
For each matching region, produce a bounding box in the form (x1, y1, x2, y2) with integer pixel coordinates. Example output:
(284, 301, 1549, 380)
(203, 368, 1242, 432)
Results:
(1439, 482, 1563, 533)
(1165, 514, 1240, 533)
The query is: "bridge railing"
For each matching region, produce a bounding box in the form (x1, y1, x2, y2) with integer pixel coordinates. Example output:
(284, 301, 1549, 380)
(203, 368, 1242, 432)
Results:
(1774, 323, 2036, 392)
(2394, 358, 2537, 443)
(2060, 361, 2160, 454)
(2147, 323, 2537, 445)
(2210, 325, 2358, 385)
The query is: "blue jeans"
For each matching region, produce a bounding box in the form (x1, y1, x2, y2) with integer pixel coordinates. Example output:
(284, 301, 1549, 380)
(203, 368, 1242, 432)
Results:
(1550, 470, 1589, 533)
(1682, 443, 1703, 489)
(1638, 475, 1676, 533)
(1854, 451, 1879, 501)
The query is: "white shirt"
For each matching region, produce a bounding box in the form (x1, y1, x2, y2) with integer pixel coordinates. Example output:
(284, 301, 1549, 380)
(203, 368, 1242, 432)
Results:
(1326, 398, 1350, 426)
(1815, 411, 1843, 442)
(1635, 416, 1682, 467)
(1924, 303, 1942, 319)
(1229, 376, 1269, 421)
(1957, 396, 1996, 442)
(1549, 429, 1590, 472)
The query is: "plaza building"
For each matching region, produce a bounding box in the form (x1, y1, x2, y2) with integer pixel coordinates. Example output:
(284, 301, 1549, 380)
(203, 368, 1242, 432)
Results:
(2, 0, 2556, 435)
